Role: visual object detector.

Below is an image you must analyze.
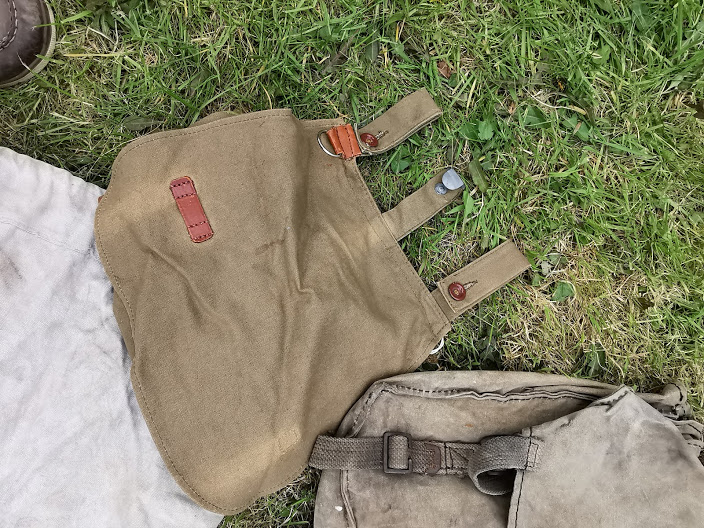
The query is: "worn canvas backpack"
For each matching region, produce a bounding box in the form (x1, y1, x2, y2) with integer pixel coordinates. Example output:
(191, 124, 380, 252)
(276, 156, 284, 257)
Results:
(311, 371, 704, 527)
(94, 90, 530, 514)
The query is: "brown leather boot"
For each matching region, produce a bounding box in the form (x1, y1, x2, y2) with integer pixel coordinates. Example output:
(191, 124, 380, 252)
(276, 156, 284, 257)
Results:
(0, 0, 55, 88)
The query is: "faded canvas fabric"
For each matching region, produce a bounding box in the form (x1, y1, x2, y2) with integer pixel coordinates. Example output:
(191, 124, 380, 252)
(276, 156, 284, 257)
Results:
(311, 371, 704, 527)
(94, 89, 530, 514)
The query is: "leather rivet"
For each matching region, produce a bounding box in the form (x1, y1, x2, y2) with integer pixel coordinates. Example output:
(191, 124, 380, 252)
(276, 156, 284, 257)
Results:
(434, 183, 448, 195)
(359, 133, 379, 147)
(448, 282, 466, 301)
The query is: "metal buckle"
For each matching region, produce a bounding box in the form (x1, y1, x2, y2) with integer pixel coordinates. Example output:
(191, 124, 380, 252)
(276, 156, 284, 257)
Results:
(383, 432, 413, 474)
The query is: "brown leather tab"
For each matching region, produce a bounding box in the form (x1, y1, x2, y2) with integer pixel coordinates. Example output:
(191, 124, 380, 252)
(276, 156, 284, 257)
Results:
(326, 127, 344, 156)
(170, 177, 214, 243)
(432, 241, 529, 321)
(326, 124, 362, 160)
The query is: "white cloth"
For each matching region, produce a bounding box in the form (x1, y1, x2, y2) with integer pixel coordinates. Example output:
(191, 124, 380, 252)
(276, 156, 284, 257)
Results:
(0, 147, 223, 528)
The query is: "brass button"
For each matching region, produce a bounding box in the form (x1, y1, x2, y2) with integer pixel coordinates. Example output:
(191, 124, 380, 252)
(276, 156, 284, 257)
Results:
(448, 282, 466, 301)
(359, 133, 378, 147)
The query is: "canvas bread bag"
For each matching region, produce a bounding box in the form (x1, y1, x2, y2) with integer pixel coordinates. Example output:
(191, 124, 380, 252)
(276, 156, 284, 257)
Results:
(311, 371, 704, 527)
(93, 89, 531, 514)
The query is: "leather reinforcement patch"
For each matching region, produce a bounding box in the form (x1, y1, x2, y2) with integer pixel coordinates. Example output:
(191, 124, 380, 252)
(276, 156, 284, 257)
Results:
(326, 124, 362, 160)
(170, 177, 214, 243)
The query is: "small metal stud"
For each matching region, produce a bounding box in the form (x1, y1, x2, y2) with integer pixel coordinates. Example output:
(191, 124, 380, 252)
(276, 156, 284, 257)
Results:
(434, 183, 448, 195)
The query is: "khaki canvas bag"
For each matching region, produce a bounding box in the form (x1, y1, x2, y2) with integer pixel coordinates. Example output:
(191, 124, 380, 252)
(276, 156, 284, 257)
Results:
(94, 90, 530, 514)
(311, 371, 704, 527)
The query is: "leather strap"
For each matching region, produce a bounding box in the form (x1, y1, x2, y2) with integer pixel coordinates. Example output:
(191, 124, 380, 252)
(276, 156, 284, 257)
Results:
(382, 168, 465, 241)
(309, 432, 537, 496)
(326, 124, 362, 160)
(358, 89, 443, 154)
(170, 177, 214, 243)
(319, 89, 443, 160)
(432, 241, 530, 322)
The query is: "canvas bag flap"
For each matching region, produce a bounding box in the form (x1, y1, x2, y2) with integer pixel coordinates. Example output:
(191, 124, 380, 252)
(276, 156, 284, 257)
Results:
(94, 90, 530, 514)
(312, 371, 699, 528)
(507, 387, 704, 528)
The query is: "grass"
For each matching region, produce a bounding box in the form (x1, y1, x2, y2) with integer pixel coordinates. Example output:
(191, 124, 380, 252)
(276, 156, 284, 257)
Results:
(2, 0, 703, 525)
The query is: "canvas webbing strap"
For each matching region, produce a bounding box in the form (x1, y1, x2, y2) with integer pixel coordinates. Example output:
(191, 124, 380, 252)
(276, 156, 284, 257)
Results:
(358, 89, 443, 154)
(431, 241, 530, 322)
(309, 432, 537, 496)
(382, 168, 465, 241)
(321, 89, 443, 159)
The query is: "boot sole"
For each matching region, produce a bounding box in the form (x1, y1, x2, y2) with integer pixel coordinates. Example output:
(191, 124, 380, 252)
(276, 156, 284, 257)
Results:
(0, 2, 57, 88)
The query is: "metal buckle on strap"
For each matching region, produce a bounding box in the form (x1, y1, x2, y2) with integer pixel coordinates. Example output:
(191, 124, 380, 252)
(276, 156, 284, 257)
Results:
(383, 432, 413, 474)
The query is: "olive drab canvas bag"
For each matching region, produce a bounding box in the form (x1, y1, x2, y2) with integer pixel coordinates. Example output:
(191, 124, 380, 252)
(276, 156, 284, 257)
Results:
(311, 371, 704, 527)
(93, 89, 531, 514)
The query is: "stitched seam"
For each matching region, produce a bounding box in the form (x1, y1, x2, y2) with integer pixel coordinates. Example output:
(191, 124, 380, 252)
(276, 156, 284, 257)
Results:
(440, 241, 515, 284)
(349, 161, 448, 332)
(341, 127, 355, 159)
(437, 244, 528, 315)
(394, 199, 449, 240)
(173, 201, 208, 226)
(0, 217, 96, 257)
(95, 114, 341, 512)
(112, 111, 295, 169)
(384, 171, 458, 240)
(132, 367, 306, 514)
(342, 470, 357, 528)
(95, 113, 341, 513)
(170, 178, 212, 239)
(443, 267, 527, 316)
(366, 110, 441, 154)
(130, 371, 227, 511)
(348, 384, 601, 437)
(361, 91, 442, 154)
(369, 110, 443, 154)
(392, 385, 601, 400)
(347, 159, 449, 349)
(513, 428, 531, 528)
(0, 0, 17, 51)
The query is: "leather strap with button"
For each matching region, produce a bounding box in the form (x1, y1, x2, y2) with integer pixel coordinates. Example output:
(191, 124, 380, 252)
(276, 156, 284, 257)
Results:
(432, 241, 530, 322)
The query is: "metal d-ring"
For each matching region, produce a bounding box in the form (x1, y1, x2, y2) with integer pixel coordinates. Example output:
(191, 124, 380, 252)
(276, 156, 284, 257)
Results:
(429, 337, 445, 355)
(317, 130, 343, 158)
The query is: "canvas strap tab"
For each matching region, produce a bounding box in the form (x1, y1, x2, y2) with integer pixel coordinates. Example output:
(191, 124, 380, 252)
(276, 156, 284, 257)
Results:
(309, 433, 536, 496)
(358, 89, 442, 154)
(432, 241, 530, 322)
(382, 168, 465, 241)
